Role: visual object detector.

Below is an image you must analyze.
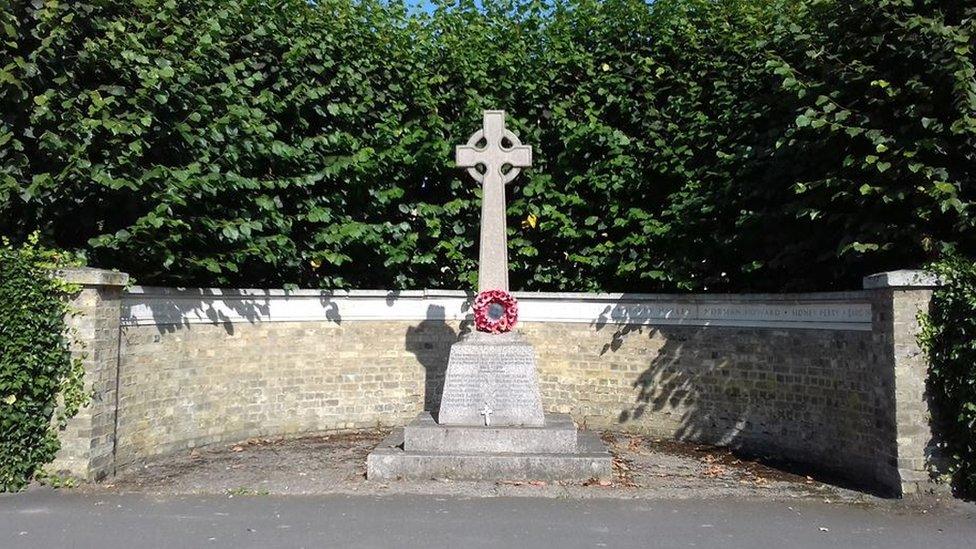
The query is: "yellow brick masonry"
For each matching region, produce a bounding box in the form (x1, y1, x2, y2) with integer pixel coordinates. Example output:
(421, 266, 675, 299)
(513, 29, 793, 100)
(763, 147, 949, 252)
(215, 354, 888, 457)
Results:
(53, 269, 946, 497)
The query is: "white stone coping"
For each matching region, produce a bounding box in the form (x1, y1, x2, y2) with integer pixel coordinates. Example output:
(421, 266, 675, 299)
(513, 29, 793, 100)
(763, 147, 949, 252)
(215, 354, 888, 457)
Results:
(863, 270, 940, 289)
(122, 287, 874, 331)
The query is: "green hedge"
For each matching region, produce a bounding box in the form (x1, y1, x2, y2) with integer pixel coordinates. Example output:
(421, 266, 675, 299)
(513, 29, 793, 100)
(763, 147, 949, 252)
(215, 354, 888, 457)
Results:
(0, 235, 85, 491)
(1, 0, 973, 291)
(920, 256, 976, 498)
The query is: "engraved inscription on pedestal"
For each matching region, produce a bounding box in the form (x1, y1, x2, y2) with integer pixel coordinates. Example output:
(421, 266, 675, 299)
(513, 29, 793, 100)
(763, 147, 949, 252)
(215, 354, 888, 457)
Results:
(438, 332, 545, 427)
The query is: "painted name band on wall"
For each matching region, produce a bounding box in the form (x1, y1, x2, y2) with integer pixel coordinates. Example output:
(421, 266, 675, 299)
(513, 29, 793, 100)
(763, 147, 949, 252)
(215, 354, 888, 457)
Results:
(122, 288, 873, 331)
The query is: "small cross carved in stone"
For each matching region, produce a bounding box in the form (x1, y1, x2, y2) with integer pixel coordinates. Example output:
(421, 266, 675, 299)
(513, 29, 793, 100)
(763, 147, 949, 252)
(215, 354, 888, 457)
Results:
(480, 402, 494, 427)
(455, 110, 532, 293)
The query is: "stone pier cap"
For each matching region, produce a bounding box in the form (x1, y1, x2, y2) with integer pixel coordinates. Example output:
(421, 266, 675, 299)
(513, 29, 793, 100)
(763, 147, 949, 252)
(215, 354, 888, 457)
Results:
(863, 269, 940, 289)
(59, 267, 129, 287)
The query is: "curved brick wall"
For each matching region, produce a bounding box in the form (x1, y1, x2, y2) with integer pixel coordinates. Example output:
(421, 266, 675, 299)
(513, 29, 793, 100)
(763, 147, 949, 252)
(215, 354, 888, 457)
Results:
(55, 274, 943, 496)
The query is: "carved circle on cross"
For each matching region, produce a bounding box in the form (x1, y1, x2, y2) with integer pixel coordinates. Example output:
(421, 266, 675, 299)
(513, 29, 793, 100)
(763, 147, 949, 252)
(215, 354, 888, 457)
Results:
(462, 127, 527, 185)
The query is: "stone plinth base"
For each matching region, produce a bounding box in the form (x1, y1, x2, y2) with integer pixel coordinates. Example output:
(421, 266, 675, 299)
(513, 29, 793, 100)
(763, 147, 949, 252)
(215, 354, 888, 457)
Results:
(404, 412, 577, 453)
(366, 412, 611, 481)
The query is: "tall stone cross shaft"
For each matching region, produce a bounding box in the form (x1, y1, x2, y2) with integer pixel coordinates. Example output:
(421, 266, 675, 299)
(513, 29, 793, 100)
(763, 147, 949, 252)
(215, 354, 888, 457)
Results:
(455, 110, 532, 292)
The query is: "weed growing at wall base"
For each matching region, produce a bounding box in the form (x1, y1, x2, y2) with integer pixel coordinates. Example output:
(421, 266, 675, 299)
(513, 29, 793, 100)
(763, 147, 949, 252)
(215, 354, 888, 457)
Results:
(0, 235, 85, 491)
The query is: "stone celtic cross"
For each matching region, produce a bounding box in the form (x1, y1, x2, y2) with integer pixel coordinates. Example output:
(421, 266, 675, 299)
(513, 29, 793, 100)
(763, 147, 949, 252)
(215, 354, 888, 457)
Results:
(456, 110, 532, 292)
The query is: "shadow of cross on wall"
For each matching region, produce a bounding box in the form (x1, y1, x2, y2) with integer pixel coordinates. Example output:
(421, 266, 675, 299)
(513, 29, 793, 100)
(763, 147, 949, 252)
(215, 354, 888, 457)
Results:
(404, 304, 472, 416)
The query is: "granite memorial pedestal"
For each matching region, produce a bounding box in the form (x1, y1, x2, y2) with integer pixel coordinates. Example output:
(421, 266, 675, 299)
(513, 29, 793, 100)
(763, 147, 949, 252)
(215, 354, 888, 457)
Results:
(367, 332, 612, 481)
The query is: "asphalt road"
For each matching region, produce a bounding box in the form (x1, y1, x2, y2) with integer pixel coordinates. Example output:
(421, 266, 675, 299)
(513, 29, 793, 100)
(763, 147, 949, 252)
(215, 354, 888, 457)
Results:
(2, 490, 974, 548)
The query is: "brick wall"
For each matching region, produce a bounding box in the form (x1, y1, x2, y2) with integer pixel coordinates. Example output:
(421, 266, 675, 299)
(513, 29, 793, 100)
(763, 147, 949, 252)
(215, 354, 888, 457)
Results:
(53, 269, 944, 496)
(529, 322, 899, 492)
(116, 321, 426, 466)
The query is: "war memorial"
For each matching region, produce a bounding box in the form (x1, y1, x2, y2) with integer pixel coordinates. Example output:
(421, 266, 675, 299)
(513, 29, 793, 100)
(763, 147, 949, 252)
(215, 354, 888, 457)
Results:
(51, 111, 944, 498)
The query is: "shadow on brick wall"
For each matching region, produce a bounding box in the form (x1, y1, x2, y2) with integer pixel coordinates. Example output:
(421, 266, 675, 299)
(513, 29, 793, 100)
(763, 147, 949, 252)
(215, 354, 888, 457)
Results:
(589, 300, 751, 443)
(605, 322, 754, 445)
(123, 289, 343, 335)
(592, 299, 898, 496)
(404, 304, 471, 418)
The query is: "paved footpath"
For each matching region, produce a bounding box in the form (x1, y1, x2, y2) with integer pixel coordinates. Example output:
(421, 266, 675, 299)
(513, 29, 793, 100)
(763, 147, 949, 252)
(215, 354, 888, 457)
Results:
(2, 490, 974, 548)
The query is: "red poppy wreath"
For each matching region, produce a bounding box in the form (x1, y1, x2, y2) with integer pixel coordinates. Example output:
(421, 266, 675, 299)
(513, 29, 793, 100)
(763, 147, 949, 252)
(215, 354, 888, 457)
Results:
(473, 289, 519, 333)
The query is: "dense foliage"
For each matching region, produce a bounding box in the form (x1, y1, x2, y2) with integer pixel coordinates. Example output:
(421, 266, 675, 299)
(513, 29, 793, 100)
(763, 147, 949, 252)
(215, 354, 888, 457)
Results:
(0, 235, 84, 491)
(920, 255, 976, 498)
(1, 0, 973, 291)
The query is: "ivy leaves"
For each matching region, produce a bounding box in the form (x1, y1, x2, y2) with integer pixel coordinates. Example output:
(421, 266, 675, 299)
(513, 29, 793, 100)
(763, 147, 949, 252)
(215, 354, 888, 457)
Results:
(0, 235, 84, 491)
(920, 255, 976, 498)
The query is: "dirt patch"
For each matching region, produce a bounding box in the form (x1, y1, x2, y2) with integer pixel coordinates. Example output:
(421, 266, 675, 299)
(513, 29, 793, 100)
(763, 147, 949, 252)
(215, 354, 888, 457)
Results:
(88, 429, 875, 502)
(599, 432, 845, 498)
(107, 431, 384, 496)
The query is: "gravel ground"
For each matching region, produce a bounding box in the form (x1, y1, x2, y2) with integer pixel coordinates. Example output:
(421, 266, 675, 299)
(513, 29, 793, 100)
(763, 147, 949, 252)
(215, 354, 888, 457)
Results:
(85, 429, 881, 503)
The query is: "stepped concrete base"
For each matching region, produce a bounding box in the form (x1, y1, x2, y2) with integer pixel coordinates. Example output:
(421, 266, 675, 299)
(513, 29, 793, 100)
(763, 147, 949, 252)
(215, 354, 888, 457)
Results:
(404, 412, 578, 454)
(366, 413, 612, 482)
